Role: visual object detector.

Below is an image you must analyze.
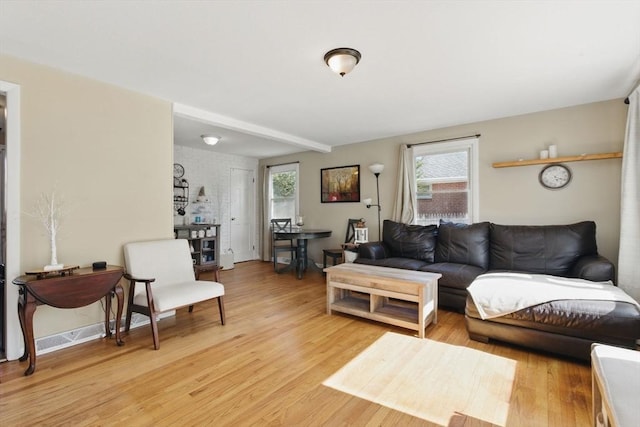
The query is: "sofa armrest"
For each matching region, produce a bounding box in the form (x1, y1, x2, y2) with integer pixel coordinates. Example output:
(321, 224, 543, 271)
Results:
(358, 242, 389, 260)
(571, 255, 615, 283)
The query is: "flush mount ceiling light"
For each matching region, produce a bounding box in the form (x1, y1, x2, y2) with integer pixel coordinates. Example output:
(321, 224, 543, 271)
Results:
(201, 134, 220, 146)
(324, 47, 361, 77)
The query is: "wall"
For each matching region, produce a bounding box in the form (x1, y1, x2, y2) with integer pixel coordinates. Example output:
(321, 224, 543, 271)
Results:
(173, 145, 259, 259)
(259, 99, 627, 268)
(0, 55, 173, 348)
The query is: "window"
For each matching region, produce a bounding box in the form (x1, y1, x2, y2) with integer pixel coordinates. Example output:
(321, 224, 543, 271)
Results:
(414, 137, 479, 225)
(268, 163, 299, 221)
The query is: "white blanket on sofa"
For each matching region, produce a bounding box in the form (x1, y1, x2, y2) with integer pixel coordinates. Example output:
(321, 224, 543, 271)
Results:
(467, 272, 640, 320)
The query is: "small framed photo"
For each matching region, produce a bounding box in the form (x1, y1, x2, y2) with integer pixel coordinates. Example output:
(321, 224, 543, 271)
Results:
(321, 164, 360, 203)
(354, 227, 369, 243)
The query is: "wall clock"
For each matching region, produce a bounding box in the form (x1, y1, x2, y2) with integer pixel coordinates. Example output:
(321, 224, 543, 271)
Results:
(539, 164, 571, 189)
(173, 163, 185, 178)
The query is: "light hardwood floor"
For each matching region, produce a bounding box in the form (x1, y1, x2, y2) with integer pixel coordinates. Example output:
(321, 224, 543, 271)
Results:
(0, 261, 592, 426)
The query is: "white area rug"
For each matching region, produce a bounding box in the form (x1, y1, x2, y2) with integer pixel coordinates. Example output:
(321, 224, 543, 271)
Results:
(323, 332, 516, 426)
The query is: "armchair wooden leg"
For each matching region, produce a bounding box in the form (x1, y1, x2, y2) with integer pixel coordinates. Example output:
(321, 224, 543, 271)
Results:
(149, 314, 160, 350)
(144, 282, 160, 350)
(218, 296, 226, 325)
(125, 280, 135, 332)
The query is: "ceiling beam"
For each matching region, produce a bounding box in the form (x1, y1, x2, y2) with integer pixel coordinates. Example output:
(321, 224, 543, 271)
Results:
(173, 103, 332, 153)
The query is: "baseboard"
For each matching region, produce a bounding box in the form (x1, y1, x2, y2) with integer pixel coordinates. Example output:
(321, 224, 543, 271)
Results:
(35, 311, 175, 355)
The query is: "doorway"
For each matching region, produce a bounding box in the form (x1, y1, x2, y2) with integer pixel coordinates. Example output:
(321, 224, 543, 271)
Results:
(229, 168, 255, 262)
(0, 94, 6, 358)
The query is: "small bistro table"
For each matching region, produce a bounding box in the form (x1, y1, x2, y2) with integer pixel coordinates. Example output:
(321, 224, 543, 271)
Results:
(274, 228, 332, 279)
(12, 265, 125, 375)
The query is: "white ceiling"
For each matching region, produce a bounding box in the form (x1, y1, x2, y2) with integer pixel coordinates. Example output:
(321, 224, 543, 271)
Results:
(1, 1, 639, 159)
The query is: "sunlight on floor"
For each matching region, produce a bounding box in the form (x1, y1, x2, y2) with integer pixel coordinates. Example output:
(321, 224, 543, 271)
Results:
(323, 332, 516, 426)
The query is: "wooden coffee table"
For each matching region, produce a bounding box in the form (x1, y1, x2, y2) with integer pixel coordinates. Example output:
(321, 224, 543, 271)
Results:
(325, 263, 441, 338)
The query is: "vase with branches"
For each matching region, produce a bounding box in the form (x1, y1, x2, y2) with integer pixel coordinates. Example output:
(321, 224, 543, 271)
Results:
(27, 191, 65, 271)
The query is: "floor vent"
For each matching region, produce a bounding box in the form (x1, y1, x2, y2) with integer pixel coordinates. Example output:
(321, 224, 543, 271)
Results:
(35, 312, 174, 355)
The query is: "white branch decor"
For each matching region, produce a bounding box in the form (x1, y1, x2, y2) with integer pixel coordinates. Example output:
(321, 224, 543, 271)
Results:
(26, 191, 66, 271)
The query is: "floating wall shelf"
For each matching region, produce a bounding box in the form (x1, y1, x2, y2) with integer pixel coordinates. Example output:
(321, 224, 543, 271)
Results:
(492, 152, 622, 168)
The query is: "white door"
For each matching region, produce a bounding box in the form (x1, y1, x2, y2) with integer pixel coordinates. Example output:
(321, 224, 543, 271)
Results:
(230, 168, 255, 262)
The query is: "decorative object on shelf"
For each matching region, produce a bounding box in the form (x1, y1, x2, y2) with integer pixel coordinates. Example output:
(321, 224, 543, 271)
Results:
(539, 164, 572, 189)
(26, 190, 67, 271)
(363, 163, 384, 241)
(539, 149, 549, 159)
(548, 144, 558, 158)
(201, 134, 220, 146)
(173, 163, 185, 178)
(324, 47, 361, 77)
(492, 152, 622, 168)
(354, 227, 369, 244)
(321, 164, 361, 203)
(196, 186, 208, 202)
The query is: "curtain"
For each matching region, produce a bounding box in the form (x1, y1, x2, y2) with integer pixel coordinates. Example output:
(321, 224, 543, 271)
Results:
(392, 144, 417, 224)
(261, 165, 271, 261)
(618, 86, 640, 302)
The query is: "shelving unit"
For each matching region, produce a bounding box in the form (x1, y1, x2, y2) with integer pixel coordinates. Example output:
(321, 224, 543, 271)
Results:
(174, 224, 220, 267)
(492, 152, 622, 168)
(173, 181, 189, 213)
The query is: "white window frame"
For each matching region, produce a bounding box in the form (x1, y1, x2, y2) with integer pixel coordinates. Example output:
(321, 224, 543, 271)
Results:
(268, 163, 299, 222)
(413, 137, 479, 224)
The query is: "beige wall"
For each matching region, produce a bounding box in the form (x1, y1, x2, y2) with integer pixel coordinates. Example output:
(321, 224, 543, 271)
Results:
(0, 52, 627, 352)
(260, 99, 627, 268)
(1, 55, 173, 340)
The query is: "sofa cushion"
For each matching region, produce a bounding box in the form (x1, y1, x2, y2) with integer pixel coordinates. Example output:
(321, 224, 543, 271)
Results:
(419, 262, 485, 290)
(383, 220, 438, 262)
(435, 221, 490, 269)
(354, 256, 429, 271)
(489, 221, 598, 276)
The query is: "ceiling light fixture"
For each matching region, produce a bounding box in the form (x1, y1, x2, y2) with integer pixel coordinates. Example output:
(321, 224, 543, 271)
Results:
(324, 47, 361, 77)
(201, 134, 220, 146)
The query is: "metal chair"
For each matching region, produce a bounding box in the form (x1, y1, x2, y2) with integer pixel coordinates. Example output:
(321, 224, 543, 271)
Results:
(271, 218, 297, 272)
(323, 218, 361, 268)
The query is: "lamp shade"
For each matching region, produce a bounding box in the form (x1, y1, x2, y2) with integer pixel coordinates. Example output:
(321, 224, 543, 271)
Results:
(369, 163, 384, 174)
(324, 48, 361, 76)
(362, 198, 373, 206)
(201, 135, 220, 146)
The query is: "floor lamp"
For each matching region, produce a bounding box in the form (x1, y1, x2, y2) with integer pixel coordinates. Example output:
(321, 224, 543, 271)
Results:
(363, 163, 384, 241)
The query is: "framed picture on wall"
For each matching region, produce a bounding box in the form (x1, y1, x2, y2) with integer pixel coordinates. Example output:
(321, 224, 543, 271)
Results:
(321, 164, 360, 203)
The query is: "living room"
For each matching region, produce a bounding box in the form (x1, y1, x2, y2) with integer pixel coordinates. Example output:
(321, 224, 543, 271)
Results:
(1, 1, 639, 425)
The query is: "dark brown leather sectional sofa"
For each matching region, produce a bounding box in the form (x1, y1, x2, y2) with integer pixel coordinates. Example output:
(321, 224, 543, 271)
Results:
(355, 220, 640, 360)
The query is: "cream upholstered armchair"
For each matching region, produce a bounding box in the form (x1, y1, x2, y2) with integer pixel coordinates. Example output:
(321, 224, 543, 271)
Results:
(123, 239, 225, 350)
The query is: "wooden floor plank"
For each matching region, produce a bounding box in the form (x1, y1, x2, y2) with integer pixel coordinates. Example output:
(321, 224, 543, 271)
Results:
(0, 261, 592, 426)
